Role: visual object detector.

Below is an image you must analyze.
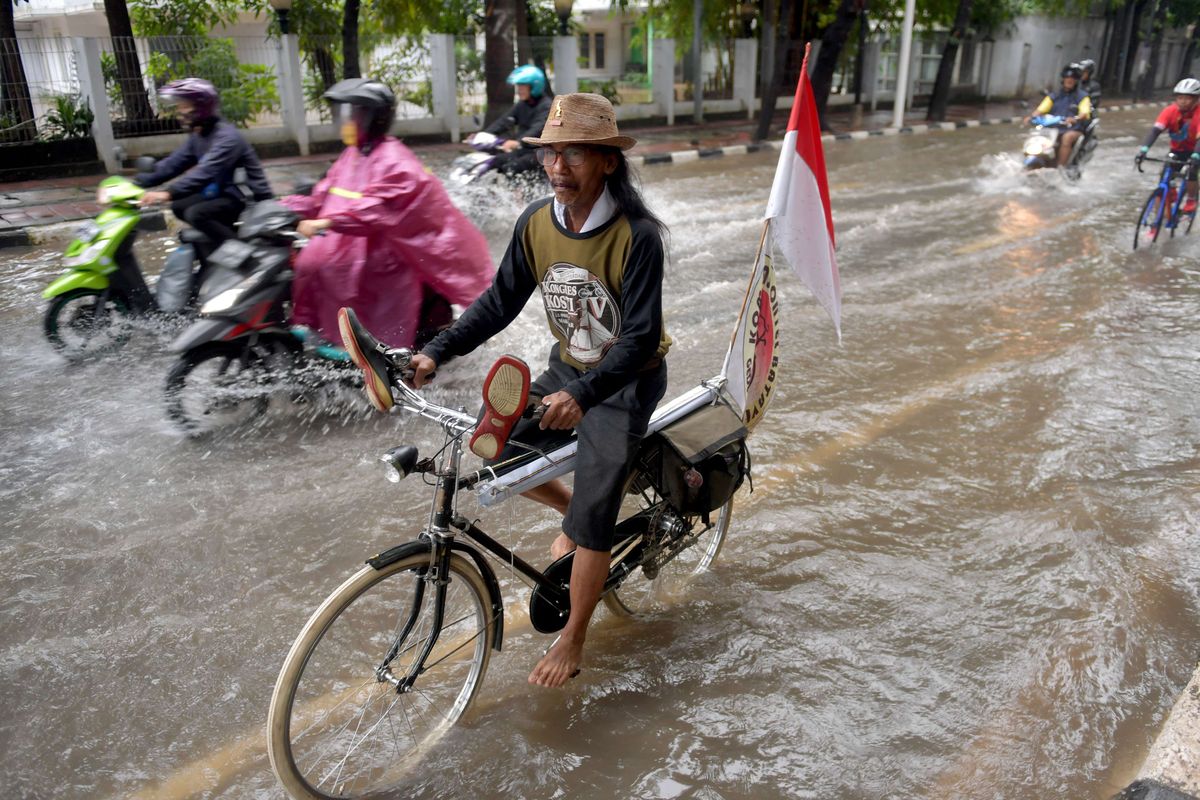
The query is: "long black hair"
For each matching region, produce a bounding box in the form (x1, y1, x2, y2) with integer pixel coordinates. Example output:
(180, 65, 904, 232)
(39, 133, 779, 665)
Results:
(602, 147, 669, 247)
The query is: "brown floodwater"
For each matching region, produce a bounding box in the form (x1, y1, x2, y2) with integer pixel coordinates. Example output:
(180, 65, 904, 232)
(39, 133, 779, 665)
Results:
(1, 108, 1198, 799)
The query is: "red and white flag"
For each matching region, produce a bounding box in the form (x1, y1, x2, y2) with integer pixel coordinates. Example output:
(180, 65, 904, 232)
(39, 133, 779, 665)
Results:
(721, 45, 840, 428)
(765, 44, 841, 340)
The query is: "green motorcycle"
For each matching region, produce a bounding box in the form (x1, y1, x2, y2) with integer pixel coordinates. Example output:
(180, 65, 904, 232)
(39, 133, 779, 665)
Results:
(41, 168, 215, 361)
(42, 175, 153, 360)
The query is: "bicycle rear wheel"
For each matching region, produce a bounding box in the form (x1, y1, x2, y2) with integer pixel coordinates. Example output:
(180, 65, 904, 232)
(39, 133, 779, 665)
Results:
(603, 475, 734, 618)
(1134, 189, 1165, 250)
(267, 551, 494, 800)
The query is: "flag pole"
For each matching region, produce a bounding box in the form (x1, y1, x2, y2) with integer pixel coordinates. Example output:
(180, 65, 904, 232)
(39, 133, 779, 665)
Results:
(723, 220, 770, 369)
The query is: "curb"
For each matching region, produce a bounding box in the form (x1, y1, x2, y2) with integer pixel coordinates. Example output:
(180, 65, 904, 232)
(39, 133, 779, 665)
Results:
(629, 102, 1151, 168)
(0, 101, 1158, 248)
(1, 209, 171, 251)
(1116, 663, 1200, 800)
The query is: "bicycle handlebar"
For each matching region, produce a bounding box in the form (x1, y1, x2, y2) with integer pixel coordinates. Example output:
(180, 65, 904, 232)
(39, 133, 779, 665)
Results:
(1136, 155, 1191, 174)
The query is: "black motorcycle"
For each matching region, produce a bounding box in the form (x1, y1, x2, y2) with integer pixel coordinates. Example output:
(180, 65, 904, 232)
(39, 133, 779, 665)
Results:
(162, 202, 451, 436)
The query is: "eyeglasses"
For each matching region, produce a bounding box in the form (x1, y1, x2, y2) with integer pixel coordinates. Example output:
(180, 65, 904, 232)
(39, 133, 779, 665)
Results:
(535, 146, 590, 167)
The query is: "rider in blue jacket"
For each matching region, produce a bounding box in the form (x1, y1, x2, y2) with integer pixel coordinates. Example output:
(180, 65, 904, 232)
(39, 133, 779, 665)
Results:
(135, 79, 273, 258)
(1022, 64, 1093, 168)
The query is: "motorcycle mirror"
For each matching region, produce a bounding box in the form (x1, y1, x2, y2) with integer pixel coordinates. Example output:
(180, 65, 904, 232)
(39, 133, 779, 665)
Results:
(135, 156, 157, 173)
(380, 446, 420, 483)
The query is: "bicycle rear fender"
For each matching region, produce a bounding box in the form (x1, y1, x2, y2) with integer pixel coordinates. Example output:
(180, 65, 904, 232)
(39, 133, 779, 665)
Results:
(366, 538, 505, 652)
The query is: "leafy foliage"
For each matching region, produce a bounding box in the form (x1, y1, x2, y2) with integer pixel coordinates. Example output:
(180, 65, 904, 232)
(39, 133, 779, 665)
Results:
(41, 93, 95, 140)
(102, 38, 279, 126)
(129, 0, 268, 37)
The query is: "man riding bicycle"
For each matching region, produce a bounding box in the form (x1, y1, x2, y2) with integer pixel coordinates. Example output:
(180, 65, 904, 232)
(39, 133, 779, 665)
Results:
(403, 94, 668, 688)
(1136, 78, 1200, 215)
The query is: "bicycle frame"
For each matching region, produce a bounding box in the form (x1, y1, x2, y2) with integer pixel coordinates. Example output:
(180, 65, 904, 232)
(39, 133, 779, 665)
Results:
(1139, 156, 1192, 231)
(365, 353, 736, 672)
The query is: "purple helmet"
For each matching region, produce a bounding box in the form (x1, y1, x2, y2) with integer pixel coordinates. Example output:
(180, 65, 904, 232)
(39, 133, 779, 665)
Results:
(159, 78, 219, 122)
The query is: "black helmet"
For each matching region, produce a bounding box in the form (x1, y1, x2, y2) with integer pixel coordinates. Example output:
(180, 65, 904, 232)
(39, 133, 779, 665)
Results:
(324, 78, 396, 143)
(1062, 63, 1083, 80)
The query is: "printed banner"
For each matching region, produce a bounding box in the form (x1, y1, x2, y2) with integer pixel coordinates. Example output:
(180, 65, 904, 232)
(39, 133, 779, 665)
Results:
(722, 233, 781, 431)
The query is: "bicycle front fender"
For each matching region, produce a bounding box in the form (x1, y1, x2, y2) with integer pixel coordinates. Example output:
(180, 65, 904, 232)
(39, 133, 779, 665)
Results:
(366, 537, 505, 652)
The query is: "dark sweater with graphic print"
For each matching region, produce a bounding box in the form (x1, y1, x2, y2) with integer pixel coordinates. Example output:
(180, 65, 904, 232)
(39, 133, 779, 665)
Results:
(421, 197, 671, 411)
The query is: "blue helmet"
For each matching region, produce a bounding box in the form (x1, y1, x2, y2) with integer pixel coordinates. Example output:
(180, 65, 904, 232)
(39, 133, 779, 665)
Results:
(507, 65, 546, 99)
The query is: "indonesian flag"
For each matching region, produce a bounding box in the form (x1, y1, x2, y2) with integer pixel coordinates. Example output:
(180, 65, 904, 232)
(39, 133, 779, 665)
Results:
(765, 44, 841, 340)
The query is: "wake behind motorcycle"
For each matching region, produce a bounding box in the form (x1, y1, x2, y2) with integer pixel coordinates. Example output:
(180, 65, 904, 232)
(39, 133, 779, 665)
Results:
(163, 202, 453, 436)
(41, 158, 229, 362)
(1022, 114, 1099, 179)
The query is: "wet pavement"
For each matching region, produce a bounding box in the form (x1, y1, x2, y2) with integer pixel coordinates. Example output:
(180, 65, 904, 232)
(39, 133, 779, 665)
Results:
(2, 105, 1199, 799)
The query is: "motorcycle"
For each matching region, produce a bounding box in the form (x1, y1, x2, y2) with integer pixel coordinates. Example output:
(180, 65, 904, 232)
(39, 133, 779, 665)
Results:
(1022, 114, 1099, 179)
(163, 201, 453, 436)
(41, 157, 226, 361)
(448, 131, 547, 189)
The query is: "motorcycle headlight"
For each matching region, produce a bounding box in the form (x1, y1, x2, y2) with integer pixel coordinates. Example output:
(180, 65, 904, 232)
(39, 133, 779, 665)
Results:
(1024, 136, 1052, 156)
(200, 273, 261, 315)
(63, 239, 109, 268)
(74, 221, 101, 242)
(200, 285, 244, 315)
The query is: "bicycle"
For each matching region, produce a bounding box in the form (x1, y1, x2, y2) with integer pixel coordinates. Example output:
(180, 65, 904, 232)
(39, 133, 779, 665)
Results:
(1133, 153, 1197, 249)
(265, 338, 749, 800)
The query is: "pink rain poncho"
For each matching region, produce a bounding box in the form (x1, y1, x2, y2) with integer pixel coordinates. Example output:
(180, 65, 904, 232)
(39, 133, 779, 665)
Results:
(281, 137, 494, 347)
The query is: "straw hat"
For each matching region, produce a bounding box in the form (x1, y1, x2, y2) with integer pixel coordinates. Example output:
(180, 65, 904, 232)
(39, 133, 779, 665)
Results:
(522, 93, 637, 151)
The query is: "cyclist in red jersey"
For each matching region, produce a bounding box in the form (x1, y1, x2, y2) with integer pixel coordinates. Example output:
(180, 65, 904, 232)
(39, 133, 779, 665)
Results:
(1136, 78, 1200, 214)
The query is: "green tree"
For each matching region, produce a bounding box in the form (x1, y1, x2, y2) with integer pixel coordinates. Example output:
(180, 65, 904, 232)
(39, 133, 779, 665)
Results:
(1, 0, 36, 141)
(484, 0, 517, 125)
(104, 0, 155, 120)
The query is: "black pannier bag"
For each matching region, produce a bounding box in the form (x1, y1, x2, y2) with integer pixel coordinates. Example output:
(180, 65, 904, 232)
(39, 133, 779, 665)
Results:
(639, 401, 750, 523)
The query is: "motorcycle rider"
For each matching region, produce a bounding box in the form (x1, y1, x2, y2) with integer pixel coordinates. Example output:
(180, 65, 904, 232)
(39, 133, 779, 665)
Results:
(1135, 78, 1200, 215)
(135, 78, 274, 268)
(280, 78, 493, 351)
(1079, 59, 1101, 109)
(466, 65, 553, 177)
(1022, 64, 1093, 168)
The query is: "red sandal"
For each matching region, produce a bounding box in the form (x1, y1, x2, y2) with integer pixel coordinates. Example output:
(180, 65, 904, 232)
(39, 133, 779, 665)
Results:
(469, 355, 531, 460)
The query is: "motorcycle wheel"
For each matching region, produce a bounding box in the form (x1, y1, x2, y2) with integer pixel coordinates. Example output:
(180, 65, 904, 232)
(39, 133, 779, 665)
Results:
(43, 288, 131, 361)
(1134, 189, 1166, 250)
(165, 342, 271, 437)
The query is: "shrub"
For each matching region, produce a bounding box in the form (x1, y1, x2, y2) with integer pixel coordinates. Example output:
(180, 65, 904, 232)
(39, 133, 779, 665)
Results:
(42, 94, 95, 140)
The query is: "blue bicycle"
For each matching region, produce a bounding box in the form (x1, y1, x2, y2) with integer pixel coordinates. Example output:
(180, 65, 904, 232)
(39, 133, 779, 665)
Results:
(1134, 153, 1196, 249)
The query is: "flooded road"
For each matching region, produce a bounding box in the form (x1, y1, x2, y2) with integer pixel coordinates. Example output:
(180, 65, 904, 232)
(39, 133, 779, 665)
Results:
(2, 108, 1199, 799)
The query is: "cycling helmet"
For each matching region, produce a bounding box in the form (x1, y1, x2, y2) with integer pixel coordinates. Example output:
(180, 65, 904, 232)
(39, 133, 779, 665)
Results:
(1078, 59, 1096, 75)
(323, 78, 397, 144)
(159, 78, 219, 125)
(1061, 64, 1083, 80)
(507, 65, 547, 99)
(1173, 78, 1200, 96)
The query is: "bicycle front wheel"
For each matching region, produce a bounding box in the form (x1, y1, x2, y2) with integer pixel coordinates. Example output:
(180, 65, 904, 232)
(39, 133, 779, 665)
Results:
(267, 552, 495, 800)
(604, 487, 735, 619)
(1134, 188, 1165, 250)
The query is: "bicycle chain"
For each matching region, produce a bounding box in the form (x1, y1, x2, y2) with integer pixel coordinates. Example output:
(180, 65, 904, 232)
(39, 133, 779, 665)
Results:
(640, 506, 698, 580)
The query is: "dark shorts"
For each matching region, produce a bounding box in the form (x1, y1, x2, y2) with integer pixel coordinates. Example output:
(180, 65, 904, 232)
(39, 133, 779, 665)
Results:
(486, 344, 667, 552)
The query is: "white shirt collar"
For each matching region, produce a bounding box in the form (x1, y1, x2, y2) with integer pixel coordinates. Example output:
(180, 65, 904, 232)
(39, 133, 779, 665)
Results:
(553, 186, 617, 234)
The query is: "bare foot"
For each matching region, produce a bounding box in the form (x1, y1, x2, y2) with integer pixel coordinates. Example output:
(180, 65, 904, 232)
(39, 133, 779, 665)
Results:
(551, 532, 576, 561)
(529, 635, 583, 688)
